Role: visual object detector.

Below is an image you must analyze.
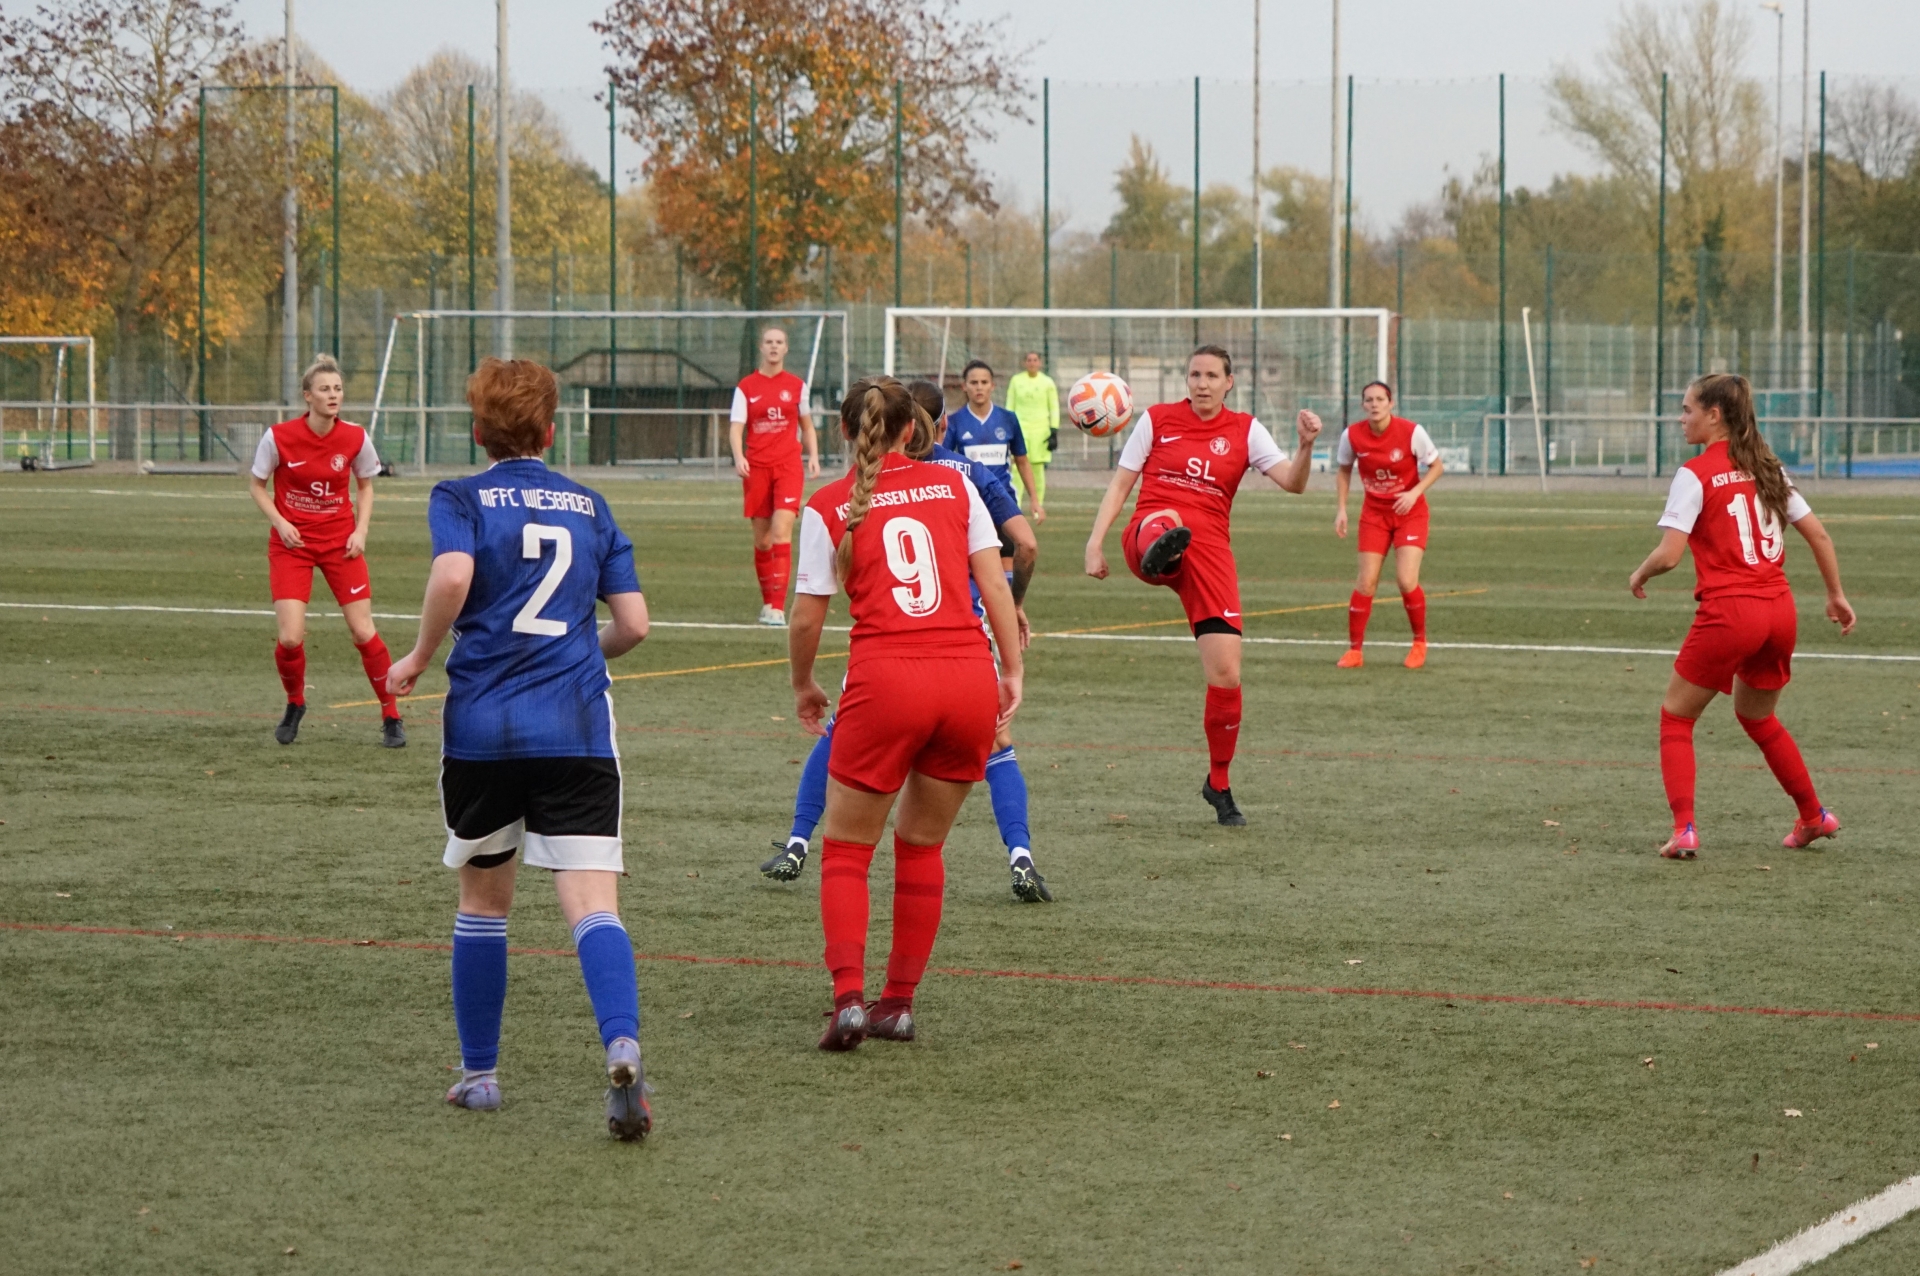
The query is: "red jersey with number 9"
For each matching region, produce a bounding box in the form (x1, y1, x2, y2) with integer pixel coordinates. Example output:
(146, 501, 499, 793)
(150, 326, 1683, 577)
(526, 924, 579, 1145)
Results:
(1657, 440, 1813, 602)
(794, 452, 1001, 664)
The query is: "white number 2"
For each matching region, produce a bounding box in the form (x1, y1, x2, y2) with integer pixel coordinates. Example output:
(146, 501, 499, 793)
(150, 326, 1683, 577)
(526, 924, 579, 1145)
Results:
(512, 523, 573, 636)
(1725, 494, 1784, 565)
(882, 516, 942, 617)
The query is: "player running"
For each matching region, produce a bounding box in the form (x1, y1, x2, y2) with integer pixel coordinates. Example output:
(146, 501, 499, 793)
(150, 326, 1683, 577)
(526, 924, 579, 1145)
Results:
(947, 360, 1045, 523)
(729, 326, 821, 627)
(1332, 381, 1444, 669)
(247, 354, 403, 748)
(1005, 351, 1059, 515)
(763, 379, 1049, 902)
(1628, 373, 1855, 860)
(1083, 344, 1321, 826)
(790, 377, 1024, 1049)
(387, 357, 654, 1139)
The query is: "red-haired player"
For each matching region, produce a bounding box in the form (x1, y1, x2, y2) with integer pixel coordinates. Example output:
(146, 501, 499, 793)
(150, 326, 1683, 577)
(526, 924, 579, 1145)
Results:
(1629, 373, 1856, 859)
(1083, 345, 1321, 826)
(1332, 380, 1443, 668)
(789, 378, 1023, 1050)
(248, 354, 403, 748)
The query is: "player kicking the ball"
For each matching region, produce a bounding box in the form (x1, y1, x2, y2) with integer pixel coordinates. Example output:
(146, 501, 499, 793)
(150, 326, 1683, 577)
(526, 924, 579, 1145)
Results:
(1084, 345, 1321, 826)
(729, 326, 821, 627)
(387, 358, 654, 1139)
(789, 378, 1023, 1049)
(1629, 373, 1855, 860)
(248, 354, 403, 748)
(763, 380, 1050, 902)
(1332, 381, 1443, 668)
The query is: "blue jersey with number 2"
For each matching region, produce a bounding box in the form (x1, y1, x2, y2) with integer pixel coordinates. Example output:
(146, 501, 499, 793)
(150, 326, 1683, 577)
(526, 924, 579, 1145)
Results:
(427, 458, 640, 761)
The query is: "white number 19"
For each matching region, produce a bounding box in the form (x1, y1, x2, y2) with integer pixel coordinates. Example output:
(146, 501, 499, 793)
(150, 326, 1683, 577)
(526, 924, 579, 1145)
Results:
(512, 523, 573, 635)
(1725, 493, 1784, 565)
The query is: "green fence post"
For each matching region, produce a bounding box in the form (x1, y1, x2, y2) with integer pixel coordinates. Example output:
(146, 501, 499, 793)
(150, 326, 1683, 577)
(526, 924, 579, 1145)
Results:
(1192, 77, 1201, 342)
(747, 79, 759, 310)
(330, 86, 340, 361)
(1341, 73, 1354, 428)
(893, 80, 903, 309)
(1655, 72, 1668, 475)
(1497, 73, 1507, 475)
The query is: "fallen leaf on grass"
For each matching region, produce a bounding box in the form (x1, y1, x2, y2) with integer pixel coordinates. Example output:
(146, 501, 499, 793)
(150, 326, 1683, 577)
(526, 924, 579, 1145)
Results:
(136, 1207, 150, 1216)
(1642, 1058, 1656, 1068)
(678, 1011, 694, 1019)
(1255, 1070, 1274, 1078)
(1345, 959, 1363, 966)
(770, 715, 785, 721)
(1278, 1133, 1292, 1141)
(396, 879, 411, 886)
(1867, 1043, 1879, 1049)
(840, 1143, 861, 1151)
(354, 940, 374, 946)
(1785, 1109, 1802, 1117)
(1757, 865, 1773, 871)
(711, 1194, 721, 1202)
(1227, 1182, 1241, 1191)
(1003, 1263, 1024, 1272)
(203, 770, 216, 777)
(1144, 873, 1161, 880)
(1666, 968, 1680, 974)
(1288, 1042, 1305, 1050)
(685, 872, 699, 878)
(283, 1248, 296, 1256)
(1327, 1100, 1341, 1109)
(1580, 1258, 1597, 1270)
(1503, 1192, 1514, 1200)
(1108, 813, 1129, 822)
(1543, 819, 1561, 827)
(53, 892, 70, 898)
(1851, 1054, 1858, 1062)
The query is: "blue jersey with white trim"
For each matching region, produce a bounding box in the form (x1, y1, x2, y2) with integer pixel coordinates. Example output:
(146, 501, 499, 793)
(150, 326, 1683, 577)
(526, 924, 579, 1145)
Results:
(943, 404, 1026, 489)
(427, 458, 640, 760)
(925, 442, 1018, 617)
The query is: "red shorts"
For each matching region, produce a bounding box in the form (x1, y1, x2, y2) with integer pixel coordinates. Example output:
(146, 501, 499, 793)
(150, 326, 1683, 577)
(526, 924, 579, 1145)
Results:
(742, 455, 804, 520)
(268, 535, 371, 605)
(830, 654, 998, 793)
(1123, 509, 1242, 633)
(1357, 499, 1430, 556)
(1674, 593, 1797, 695)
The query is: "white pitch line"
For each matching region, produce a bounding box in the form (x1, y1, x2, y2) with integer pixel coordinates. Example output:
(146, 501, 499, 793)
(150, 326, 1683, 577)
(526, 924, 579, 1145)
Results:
(1712, 1174, 1920, 1276)
(0, 602, 851, 631)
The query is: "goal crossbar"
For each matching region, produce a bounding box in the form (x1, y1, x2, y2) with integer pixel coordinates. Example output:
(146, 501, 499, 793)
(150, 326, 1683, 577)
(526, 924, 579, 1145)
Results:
(0, 334, 98, 461)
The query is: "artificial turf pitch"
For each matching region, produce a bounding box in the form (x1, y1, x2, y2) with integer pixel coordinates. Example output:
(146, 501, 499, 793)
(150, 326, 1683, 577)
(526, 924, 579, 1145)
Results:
(1, 470, 1917, 1275)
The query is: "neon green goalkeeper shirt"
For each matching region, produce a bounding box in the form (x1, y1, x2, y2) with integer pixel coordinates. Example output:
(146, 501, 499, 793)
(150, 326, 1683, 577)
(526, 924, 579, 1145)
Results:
(1004, 370, 1060, 464)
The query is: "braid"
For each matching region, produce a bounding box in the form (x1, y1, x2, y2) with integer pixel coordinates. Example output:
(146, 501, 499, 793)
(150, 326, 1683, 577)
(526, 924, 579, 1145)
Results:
(1694, 373, 1791, 524)
(834, 379, 915, 582)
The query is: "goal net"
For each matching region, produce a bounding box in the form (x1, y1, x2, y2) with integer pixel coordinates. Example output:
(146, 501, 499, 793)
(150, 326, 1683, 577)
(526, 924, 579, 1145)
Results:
(883, 307, 1390, 470)
(368, 309, 850, 472)
(0, 335, 98, 467)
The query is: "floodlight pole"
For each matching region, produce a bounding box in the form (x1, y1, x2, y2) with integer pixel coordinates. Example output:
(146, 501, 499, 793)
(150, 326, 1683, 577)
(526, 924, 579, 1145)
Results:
(282, 0, 298, 407)
(747, 80, 759, 310)
(607, 79, 617, 396)
(1192, 77, 1201, 339)
(1765, 0, 1784, 383)
(1797, 0, 1811, 407)
(197, 87, 208, 415)
(1656, 72, 1669, 473)
(1251, 0, 1262, 312)
(496, 0, 513, 356)
(467, 85, 477, 375)
(1327, 0, 1341, 313)
(1497, 73, 1507, 475)
(329, 85, 340, 358)
(892, 80, 903, 308)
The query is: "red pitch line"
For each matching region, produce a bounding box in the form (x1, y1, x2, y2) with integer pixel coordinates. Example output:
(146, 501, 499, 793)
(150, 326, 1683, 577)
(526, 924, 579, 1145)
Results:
(8, 919, 1919, 1025)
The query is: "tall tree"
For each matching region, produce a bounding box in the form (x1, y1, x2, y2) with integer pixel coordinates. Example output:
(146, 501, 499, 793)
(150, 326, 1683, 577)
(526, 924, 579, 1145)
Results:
(596, 0, 1026, 304)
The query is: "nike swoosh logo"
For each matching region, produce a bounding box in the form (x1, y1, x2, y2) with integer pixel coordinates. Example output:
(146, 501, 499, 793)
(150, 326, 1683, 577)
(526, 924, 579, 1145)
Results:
(285, 460, 308, 468)
(350, 585, 367, 594)
(1159, 436, 1181, 443)
(1222, 611, 1239, 617)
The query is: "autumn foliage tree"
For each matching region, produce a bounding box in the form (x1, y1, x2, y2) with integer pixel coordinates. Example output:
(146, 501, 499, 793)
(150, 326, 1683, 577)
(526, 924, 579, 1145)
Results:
(597, 0, 1026, 305)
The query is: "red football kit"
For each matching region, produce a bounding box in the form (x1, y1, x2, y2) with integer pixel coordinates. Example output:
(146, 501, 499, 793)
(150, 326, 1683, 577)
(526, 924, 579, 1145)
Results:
(795, 452, 1002, 792)
(1658, 439, 1814, 695)
(251, 415, 383, 604)
(733, 370, 809, 519)
(1337, 416, 1439, 555)
(1115, 399, 1289, 632)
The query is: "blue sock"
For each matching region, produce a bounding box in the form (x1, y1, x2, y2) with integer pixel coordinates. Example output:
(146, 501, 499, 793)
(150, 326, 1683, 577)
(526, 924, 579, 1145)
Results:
(985, 746, 1031, 862)
(789, 719, 834, 844)
(451, 913, 508, 1072)
(572, 912, 640, 1047)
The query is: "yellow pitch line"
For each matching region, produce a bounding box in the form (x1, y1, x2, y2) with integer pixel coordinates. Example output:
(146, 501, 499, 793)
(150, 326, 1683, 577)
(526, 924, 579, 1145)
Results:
(1044, 588, 1489, 636)
(328, 652, 845, 710)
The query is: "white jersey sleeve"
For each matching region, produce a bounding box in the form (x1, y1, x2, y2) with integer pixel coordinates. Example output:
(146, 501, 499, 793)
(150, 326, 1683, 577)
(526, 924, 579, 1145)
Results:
(1335, 430, 1355, 467)
(1656, 467, 1705, 533)
(729, 386, 749, 425)
(1410, 424, 1439, 466)
(798, 381, 812, 416)
(350, 432, 382, 478)
(1785, 487, 1813, 523)
(249, 431, 279, 480)
(964, 477, 1001, 555)
(1245, 418, 1288, 473)
(794, 507, 838, 596)
(1115, 409, 1155, 472)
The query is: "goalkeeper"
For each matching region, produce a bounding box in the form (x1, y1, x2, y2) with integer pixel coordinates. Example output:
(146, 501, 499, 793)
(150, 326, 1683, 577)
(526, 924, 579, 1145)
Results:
(1005, 351, 1058, 520)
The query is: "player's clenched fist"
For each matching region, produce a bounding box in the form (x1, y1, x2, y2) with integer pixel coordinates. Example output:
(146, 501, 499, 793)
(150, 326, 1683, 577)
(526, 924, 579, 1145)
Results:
(1296, 409, 1324, 445)
(1084, 544, 1110, 579)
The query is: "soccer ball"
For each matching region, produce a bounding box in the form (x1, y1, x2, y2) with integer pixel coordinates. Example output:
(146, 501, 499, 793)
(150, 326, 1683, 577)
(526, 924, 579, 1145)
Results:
(1067, 371, 1133, 438)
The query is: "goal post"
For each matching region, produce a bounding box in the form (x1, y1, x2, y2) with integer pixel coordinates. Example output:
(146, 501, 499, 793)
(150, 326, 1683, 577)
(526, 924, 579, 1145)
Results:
(0, 335, 98, 464)
(883, 306, 1391, 464)
(368, 309, 850, 473)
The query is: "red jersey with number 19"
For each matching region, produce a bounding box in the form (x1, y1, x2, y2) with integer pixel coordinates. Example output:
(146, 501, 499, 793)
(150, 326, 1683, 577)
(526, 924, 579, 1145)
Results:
(794, 453, 1002, 663)
(1656, 440, 1813, 602)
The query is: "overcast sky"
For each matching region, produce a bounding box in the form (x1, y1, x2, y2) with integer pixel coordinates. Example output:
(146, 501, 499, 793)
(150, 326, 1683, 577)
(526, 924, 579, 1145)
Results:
(233, 0, 1920, 232)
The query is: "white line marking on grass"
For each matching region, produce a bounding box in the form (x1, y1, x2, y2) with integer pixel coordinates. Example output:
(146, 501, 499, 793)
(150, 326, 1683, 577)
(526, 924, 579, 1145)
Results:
(1036, 631, 1920, 664)
(0, 602, 852, 631)
(1713, 1174, 1920, 1275)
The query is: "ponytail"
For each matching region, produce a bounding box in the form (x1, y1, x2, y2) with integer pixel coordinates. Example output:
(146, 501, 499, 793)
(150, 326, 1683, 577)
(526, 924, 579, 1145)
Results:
(1692, 373, 1791, 524)
(835, 377, 917, 582)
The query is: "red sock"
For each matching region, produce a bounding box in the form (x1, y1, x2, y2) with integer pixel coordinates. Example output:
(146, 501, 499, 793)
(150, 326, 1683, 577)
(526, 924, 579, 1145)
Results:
(1402, 586, 1427, 642)
(1659, 709, 1697, 828)
(1738, 713, 1823, 821)
(1347, 591, 1373, 649)
(355, 634, 399, 718)
(819, 838, 876, 1004)
(882, 835, 946, 1005)
(1203, 684, 1242, 791)
(752, 544, 775, 606)
(274, 642, 306, 705)
(770, 542, 792, 607)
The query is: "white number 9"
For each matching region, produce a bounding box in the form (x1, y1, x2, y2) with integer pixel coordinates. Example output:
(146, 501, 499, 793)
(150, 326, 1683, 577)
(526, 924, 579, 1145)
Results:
(883, 515, 942, 617)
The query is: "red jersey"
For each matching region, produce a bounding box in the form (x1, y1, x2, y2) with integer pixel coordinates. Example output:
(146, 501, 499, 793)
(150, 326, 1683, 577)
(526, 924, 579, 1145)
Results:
(794, 453, 1000, 664)
(1336, 416, 1438, 505)
(1115, 400, 1289, 528)
(1656, 439, 1812, 603)
(731, 370, 810, 466)
(250, 415, 382, 540)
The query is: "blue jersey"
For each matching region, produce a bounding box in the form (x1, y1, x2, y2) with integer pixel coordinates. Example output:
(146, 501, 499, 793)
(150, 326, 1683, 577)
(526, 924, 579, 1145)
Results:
(944, 404, 1026, 489)
(926, 442, 1020, 529)
(427, 458, 641, 761)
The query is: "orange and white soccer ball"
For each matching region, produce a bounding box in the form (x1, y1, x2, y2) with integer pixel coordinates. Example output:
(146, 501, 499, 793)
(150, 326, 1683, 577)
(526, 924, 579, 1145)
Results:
(1066, 371, 1133, 438)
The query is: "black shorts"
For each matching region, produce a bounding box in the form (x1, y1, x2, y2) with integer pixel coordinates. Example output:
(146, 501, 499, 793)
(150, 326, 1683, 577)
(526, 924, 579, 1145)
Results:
(439, 756, 624, 872)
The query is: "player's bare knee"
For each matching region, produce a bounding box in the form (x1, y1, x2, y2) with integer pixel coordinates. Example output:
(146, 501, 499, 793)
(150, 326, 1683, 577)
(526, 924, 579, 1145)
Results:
(276, 631, 305, 649)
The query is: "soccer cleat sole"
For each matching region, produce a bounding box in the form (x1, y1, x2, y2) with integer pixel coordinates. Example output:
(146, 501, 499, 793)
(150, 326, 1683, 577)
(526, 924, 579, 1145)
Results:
(818, 1003, 868, 1052)
(605, 1039, 652, 1141)
(1139, 525, 1192, 579)
(1010, 862, 1053, 903)
(1200, 782, 1247, 827)
(760, 839, 809, 881)
(274, 702, 306, 745)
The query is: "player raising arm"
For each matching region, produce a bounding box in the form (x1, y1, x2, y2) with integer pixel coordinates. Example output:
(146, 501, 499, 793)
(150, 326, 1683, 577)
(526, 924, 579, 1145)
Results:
(729, 326, 821, 627)
(1628, 373, 1855, 860)
(1332, 380, 1443, 668)
(387, 358, 655, 1140)
(790, 378, 1023, 1050)
(1084, 345, 1321, 826)
(248, 354, 403, 748)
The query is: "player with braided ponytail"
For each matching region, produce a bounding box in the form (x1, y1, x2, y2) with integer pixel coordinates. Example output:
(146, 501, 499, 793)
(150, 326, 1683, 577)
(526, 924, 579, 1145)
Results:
(1630, 373, 1856, 859)
(790, 377, 1023, 1050)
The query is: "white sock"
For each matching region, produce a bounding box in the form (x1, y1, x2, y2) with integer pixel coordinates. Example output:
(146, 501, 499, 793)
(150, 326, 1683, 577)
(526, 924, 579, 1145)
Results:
(461, 1067, 497, 1085)
(1009, 845, 1032, 867)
